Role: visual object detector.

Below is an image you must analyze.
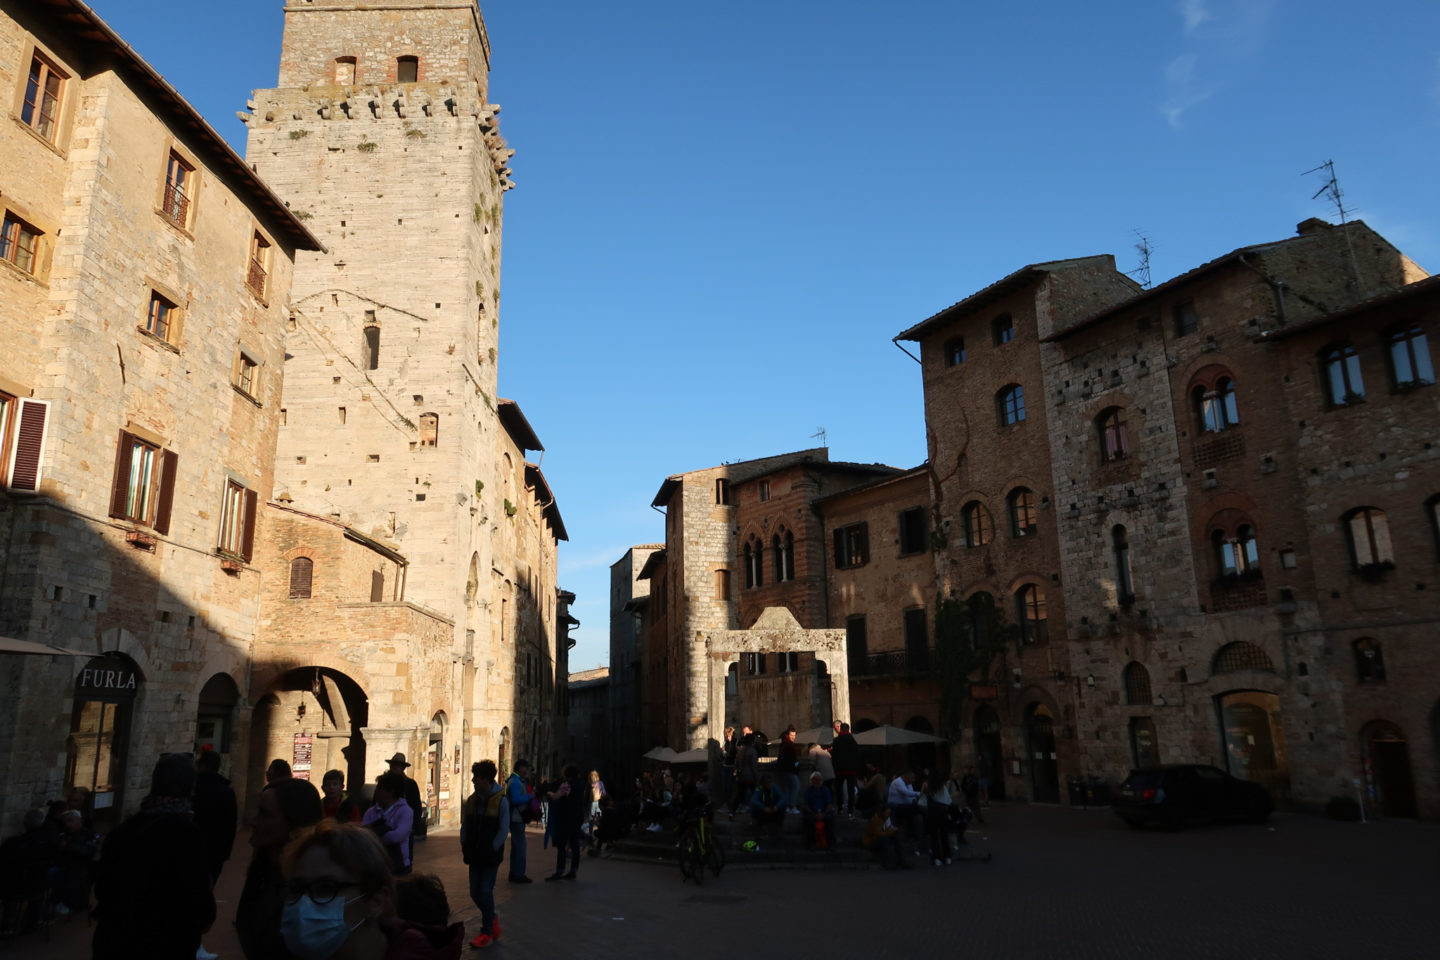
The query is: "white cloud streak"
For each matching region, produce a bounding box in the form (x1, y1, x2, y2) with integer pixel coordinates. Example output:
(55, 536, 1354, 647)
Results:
(1180, 0, 1211, 32)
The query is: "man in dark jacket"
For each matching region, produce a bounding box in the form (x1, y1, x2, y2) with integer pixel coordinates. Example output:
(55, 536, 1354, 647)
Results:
(543, 764, 588, 881)
(93, 753, 215, 960)
(830, 722, 862, 816)
(193, 750, 237, 884)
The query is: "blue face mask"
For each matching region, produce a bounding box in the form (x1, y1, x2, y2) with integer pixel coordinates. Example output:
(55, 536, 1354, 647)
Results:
(280, 893, 366, 960)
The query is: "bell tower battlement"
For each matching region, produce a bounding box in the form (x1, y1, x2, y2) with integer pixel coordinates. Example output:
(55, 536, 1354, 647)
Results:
(277, 0, 492, 96)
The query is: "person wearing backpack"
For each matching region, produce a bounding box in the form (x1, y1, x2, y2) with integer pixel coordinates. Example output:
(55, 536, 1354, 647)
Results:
(462, 760, 509, 950)
(504, 759, 534, 882)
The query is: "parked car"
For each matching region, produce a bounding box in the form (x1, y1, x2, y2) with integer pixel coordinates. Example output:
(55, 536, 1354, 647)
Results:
(1114, 765, 1272, 829)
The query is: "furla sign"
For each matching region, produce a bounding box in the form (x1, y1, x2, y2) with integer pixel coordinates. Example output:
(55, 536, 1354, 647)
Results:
(77, 656, 140, 699)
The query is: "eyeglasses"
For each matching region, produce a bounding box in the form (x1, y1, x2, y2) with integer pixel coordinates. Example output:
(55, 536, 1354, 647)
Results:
(284, 878, 363, 905)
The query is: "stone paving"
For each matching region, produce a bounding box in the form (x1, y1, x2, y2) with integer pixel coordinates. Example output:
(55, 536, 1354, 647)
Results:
(9, 805, 1439, 958)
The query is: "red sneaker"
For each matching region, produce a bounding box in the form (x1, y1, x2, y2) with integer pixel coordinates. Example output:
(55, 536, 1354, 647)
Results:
(469, 933, 493, 949)
(491, 918, 501, 941)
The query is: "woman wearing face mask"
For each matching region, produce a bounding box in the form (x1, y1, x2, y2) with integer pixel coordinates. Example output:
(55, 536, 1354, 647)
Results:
(236, 777, 324, 959)
(281, 822, 463, 960)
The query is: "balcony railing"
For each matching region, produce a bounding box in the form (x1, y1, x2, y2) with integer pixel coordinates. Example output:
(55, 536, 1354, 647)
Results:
(161, 183, 190, 226)
(849, 647, 931, 677)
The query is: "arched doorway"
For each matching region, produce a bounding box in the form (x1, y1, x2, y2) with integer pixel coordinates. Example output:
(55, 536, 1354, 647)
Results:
(1025, 703, 1060, 803)
(904, 715, 938, 774)
(497, 726, 509, 779)
(1363, 723, 1417, 818)
(249, 667, 368, 809)
(196, 673, 240, 758)
(427, 712, 448, 826)
(973, 704, 1005, 801)
(66, 652, 142, 830)
(1216, 691, 1289, 804)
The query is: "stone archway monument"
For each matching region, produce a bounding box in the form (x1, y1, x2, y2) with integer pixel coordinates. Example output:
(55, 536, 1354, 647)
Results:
(701, 607, 850, 749)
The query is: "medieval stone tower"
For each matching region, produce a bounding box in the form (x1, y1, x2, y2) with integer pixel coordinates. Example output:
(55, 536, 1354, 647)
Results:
(243, 0, 561, 805)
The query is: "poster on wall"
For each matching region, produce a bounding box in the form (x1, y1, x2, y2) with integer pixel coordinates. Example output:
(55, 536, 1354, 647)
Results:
(293, 733, 314, 781)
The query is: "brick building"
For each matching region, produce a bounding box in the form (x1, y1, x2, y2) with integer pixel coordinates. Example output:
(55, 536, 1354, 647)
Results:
(0, 0, 318, 831)
(241, 0, 567, 822)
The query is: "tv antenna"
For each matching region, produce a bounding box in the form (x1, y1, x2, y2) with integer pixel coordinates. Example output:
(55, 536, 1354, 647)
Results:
(810, 427, 827, 448)
(1303, 159, 1362, 289)
(1126, 230, 1154, 289)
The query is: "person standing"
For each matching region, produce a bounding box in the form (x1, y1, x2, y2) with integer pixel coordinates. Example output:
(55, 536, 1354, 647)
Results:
(93, 753, 216, 960)
(544, 765, 587, 881)
(830, 722, 861, 816)
(720, 726, 737, 814)
(193, 750, 237, 960)
(461, 760, 508, 949)
(386, 752, 426, 842)
(587, 769, 606, 821)
(236, 776, 323, 959)
(732, 733, 759, 817)
(961, 764, 986, 825)
(265, 758, 293, 785)
(808, 740, 836, 812)
(887, 769, 922, 839)
(362, 772, 416, 875)
(504, 759, 534, 883)
(777, 726, 801, 814)
(321, 768, 363, 823)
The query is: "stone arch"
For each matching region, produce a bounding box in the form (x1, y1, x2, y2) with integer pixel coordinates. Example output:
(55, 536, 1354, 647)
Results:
(248, 666, 369, 813)
(1211, 641, 1275, 676)
(1122, 661, 1152, 705)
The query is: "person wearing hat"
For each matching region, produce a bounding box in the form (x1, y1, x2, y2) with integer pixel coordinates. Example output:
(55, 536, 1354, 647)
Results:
(92, 753, 216, 959)
(387, 752, 426, 842)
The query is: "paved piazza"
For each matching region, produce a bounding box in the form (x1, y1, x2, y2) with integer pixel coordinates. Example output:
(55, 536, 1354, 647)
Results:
(14, 805, 1438, 959)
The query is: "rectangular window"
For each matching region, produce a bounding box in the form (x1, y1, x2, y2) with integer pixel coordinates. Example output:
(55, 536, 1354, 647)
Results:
(145, 291, 177, 342)
(162, 152, 193, 227)
(778, 652, 799, 673)
(758, 480, 770, 502)
(1, 213, 41, 275)
(21, 53, 66, 143)
(846, 616, 868, 669)
(2, 395, 48, 492)
(903, 608, 929, 670)
(715, 478, 731, 505)
(898, 506, 927, 556)
(216, 479, 257, 560)
(247, 232, 270, 298)
(714, 569, 731, 601)
(235, 352, 258, 397)
(1174, 301, 1198, 337)
(109, 431, 177, 533)
(833, 522, 869, 569)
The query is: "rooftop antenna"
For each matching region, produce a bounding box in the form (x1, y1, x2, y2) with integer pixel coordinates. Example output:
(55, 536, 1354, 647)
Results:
(810, 427, 827, 448)
(1126, 230, 1153, 289)
(1303, 159, 1362, 289)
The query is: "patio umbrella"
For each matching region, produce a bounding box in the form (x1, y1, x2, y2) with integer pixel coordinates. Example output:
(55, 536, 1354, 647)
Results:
(793, 725, 834, 745)
(665, 748, 709, 764)
(642, 746, 678, 761)
(853, 725, 948, 746)
(0, 636, 90, 656)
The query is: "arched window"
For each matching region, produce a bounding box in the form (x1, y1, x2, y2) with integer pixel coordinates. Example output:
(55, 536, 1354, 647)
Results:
(965, 592, 994, 648)
(419, 412, 439, 447)
(1193, 378, 1239, 433)
(1122, 661, 1152, 705)
(1014, 584, 1047, 644)
(992, 313, 1014, 345)
(363, 324, 380, 370)
(1007, 488, 1037, 538)
(396, 56, 419, 83)
(1097, 407, 1130, 461)
(1344, 507, 1394, 570)
(1387, 324, 1434, 388)
(944, 337, 965, 367)
(961, 501, 992, 547)
(744, 537, 763, 588)
(1212, 522, 1260, 578)
(1112, 525, 1133, 601)
(1353, 638, 1385, 683)
(997, 385, 1025, 425)
(772, 529, 794, 583)
(334, 57, 356, 85)
(1211, 641, 1274, 674)
(1322, 343, 1365, 406)
(288, 557, 314, 598)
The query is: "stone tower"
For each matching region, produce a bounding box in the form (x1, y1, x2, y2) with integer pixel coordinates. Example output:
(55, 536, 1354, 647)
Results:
(244, 0, 554, 795)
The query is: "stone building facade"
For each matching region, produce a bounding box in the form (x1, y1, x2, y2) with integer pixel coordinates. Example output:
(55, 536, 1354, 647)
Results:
(608, 545, 659, 790)
(241, 0, 565, 822)
(0, 0, 318, 831)
(565, 666, 609, 771)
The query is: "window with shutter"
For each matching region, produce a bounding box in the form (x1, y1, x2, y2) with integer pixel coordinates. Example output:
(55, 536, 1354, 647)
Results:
(289, 557, 314, 598)
(3, 396, 48, 491)
(110, 431, 173, 529)
(218, 481, 246, 555)
(371, 569, 385, 602)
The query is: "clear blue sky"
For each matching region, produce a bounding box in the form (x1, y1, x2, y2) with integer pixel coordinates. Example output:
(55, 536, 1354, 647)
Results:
(89, 0, 1440, 672)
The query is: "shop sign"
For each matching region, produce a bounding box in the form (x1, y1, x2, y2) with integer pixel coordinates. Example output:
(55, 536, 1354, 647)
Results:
(77, 657, 140, 700)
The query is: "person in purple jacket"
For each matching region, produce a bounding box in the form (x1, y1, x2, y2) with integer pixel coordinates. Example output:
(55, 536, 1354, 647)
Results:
(363, 771, 415, 875)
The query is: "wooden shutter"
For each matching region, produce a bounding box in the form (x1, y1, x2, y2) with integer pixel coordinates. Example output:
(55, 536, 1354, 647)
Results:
(857, 522, 870, 564)
(289, 558, 313, 598)
(7, 399, 48, 491)
(240, 488, 258, 561)
(833, 528, 844, 568)
(370, 569, 384, 602)
(109, 431, 134, 518)
(152, 449, 178, 534)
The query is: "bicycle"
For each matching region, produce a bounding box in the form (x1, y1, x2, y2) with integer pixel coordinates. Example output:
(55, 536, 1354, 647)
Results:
(677, 806, 725, 884)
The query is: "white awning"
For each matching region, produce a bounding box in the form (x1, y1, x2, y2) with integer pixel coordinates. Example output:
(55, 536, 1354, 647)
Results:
(0, 636, 91, 656)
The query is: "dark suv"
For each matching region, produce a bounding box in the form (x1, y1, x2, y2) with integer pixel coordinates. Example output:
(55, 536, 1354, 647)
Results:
(1114, 765, 1272, 829)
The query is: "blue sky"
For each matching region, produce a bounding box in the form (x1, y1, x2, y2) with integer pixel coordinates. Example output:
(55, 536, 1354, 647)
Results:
(90, 0, 1439, 671)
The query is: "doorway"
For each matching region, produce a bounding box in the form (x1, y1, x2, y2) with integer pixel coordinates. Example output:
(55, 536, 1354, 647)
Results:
(1364, 724, 1417, 818)
(1128, 716, 1159, 769)
(1025, 703, 1060, 803)
(66, 653, 142, 830)
(1217, 690, 1289, 804)
(972, 704, 1005, 801)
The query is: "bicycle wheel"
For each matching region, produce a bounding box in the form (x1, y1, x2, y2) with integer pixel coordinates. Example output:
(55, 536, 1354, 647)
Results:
(686, 841, 705, 885)
(678, 835, 699, 883)
(706, 837, 726, 877)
